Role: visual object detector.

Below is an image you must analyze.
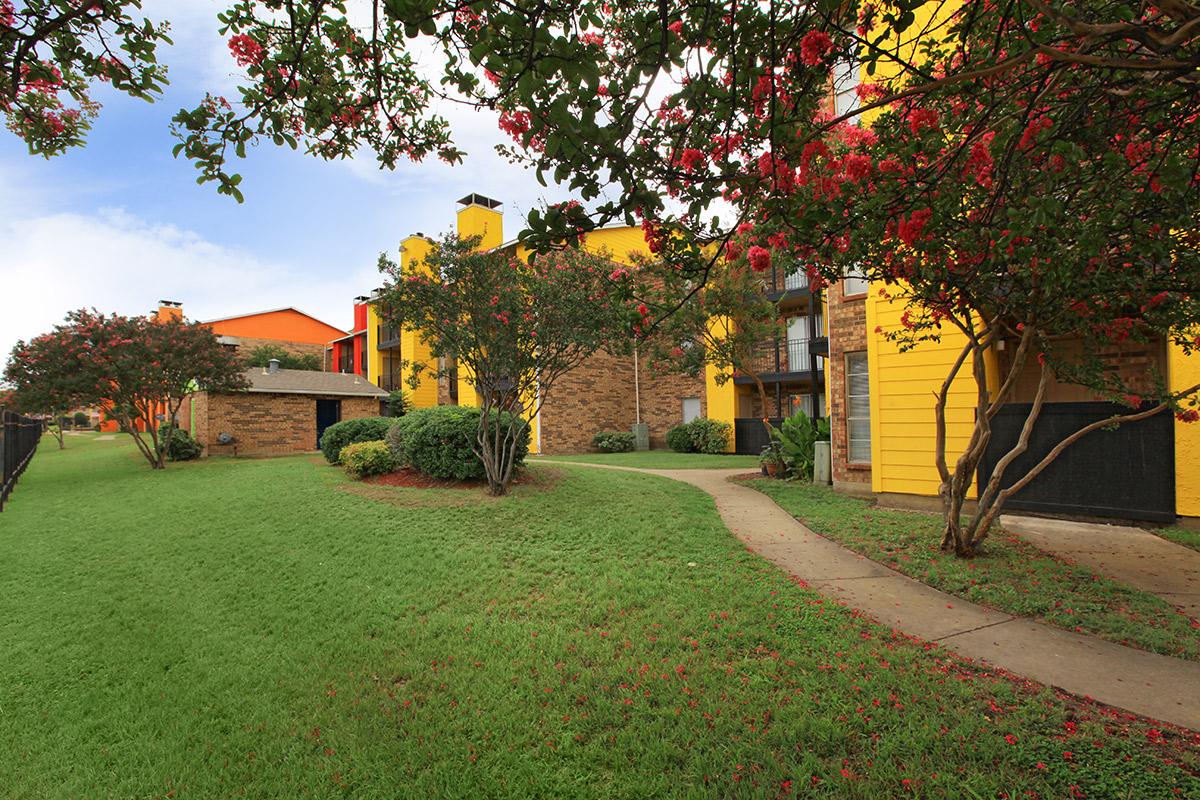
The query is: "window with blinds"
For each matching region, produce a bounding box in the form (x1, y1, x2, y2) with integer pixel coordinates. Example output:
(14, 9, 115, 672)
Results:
(845, 352, 871, 463)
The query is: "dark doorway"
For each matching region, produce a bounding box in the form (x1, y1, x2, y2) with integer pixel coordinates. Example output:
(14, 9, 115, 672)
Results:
(978, 402, 1175, 523)
(316, 399, 342, 449)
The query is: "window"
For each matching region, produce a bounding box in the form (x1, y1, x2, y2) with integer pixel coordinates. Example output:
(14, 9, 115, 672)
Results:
(682, 397, 701, 424)
(846, 352, 871, 463)
(833, 59, 860, 120)
(788, 393, 826, 418)
(843, 265, 869, 297)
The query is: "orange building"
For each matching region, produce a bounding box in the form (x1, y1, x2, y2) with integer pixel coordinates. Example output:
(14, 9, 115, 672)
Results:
(99, 301, 347, 432)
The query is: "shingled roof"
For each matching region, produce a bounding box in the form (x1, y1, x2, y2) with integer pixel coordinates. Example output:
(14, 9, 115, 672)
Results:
(238, 368, 389, 398)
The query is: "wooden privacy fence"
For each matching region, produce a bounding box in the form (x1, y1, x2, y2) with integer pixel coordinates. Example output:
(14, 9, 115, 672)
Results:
(1, 411, 42, 511)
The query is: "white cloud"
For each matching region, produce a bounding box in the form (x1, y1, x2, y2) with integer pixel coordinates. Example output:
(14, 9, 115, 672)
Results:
(0, 207, 374, 361)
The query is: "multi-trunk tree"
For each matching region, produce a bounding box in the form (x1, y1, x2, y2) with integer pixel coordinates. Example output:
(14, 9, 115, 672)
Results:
(373, 234, 634, 495)
(5, 310, 248, 468)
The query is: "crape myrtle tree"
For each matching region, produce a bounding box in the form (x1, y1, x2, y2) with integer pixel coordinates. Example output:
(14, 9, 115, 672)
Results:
(373, 233, 634, 495)
(3, 325, 96, 448)
(637, 231, 788, 439)
(42, 310, 249, 469)
(772, 11, 1200, 555)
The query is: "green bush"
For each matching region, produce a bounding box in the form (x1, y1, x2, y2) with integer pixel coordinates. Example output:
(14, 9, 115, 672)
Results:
(387, 405, 530, 481)
(319, 416, 395, 464)
(666, 418, 732, 454)
(340, 440, 395, 479)
(687, 418, 731, 454)
(72, 411, 88, 427)
(384, 390, 409, 417)
(665, 424, 694, 452)
(159, 425, 202, 461)
(769, 410, 831, 480)
(592, 430, 635, 452)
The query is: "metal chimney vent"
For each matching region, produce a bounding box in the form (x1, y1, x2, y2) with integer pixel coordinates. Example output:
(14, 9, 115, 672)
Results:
(267, 358, 281, 374)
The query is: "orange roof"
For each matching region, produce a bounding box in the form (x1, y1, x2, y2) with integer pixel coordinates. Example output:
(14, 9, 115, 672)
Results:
(202, 307, 347, 345)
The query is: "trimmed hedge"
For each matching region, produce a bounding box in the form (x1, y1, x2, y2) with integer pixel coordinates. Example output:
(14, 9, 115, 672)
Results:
(340, 440, 395, 479)
(592, 430, 635, 452)
(666, 418, 731, 454)
(319, 416, 394, 464)
(387, 405, 530, 481)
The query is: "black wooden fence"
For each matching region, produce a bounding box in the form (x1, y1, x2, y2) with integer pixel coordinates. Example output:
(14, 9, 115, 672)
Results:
(978, 402, 1175, 523)
(1, 411, 42, 511)
(734, 417, 783, 455)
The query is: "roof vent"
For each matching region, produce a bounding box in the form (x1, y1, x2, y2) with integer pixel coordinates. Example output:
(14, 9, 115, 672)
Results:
(353, 295, 369, 304)
(267, 358, 281, 374)
(158, 300, 182, 308)
(456, 193, 502, 209)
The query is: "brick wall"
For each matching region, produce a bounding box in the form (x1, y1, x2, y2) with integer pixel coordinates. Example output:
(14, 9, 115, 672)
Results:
(196, 392, 379, 457)
(826, 279, 872, 490)
(534, 349, 707, 454)
(538, 350, 636, 454)
(1001, 337, 1168, 403)
(636, 360, 706, 449)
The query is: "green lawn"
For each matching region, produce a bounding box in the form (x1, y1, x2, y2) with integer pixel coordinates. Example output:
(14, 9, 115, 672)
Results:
(540, 450, 761, 469)
(0, 435, 1196, 798)
(745, 478, 1200, 662)
(1157, 525, 1200, 553)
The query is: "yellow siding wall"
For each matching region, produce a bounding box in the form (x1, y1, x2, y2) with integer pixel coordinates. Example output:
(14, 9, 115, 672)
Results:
(704, 317, 737, 452)
(866, 290, 995, 497)
(366, 303, 381, 386)
(398, 235, 439, 409)
(1170, 343, 1200, 517)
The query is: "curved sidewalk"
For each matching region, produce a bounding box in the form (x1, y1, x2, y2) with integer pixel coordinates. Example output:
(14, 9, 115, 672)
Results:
(545, 461, 1200, 730)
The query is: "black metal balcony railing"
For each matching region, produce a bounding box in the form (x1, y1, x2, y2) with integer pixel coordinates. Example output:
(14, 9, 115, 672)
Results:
(762, 264, 809, 295)
(745, 338, 824, 377)
(378, 324, 401, 349)
(376, 374, 403, 392)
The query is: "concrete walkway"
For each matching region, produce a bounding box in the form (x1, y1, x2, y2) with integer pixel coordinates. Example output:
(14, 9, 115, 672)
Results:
(1002, 514, 1200, 616)
(544, 461, 1200, 730)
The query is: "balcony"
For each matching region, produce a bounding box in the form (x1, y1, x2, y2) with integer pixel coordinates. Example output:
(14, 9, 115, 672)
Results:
(378, 324, 400, 350)
(736, 338, 824, 384)
(761, 263, 810, 297)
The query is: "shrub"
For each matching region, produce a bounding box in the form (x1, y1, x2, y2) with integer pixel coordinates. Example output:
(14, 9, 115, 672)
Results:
(159, 425, 202, 461)
(687, 418, 731, 454)
(340, 440, 395, 479)
(666, 418, 731, 454)
(387, 405, 530, 481)
(319, 416, 394, 464)
(592, 430, 635, 452)
(72, 411, 88, 427)
(666, 423, 694, 452)
(384, 390, 409, 417)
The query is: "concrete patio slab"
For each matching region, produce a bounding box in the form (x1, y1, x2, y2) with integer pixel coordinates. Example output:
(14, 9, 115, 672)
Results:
(1002, 514, 1200, 609)
(543, 461, 1200, 730)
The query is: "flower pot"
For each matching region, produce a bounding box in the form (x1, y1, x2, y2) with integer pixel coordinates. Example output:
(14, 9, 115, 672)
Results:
(764, 461, 780, 478)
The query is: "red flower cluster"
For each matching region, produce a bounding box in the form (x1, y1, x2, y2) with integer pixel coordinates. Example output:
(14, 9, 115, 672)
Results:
(799, 30, 833, 66)
(228, 35, 265, 68)
(747, 245, 771, 272)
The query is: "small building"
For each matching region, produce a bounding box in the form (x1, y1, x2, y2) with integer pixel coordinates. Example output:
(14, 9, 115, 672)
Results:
(181, 362, 388, 457)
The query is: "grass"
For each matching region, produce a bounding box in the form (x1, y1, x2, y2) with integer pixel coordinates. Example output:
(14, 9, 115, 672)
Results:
(1157, 525, 1200, 553)
(540, 450, 761, 469)
(0, 434, 1197, 798)
(744, 478, 1200, 662)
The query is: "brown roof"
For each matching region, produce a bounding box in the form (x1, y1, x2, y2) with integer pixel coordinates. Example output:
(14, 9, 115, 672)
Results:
(239, 368, 389, 398)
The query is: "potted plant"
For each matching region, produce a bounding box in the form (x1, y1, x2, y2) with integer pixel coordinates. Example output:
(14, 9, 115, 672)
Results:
(759, 442, 785, 477)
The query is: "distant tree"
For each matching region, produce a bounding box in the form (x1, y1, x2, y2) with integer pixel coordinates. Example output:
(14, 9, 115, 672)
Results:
(63, 310, 249, 469)
(71, 410, 88, 428)
(374, 234, 634, 495)
(242, 343, 322, 372)
(4, 325, 97, 448)
(639, 236, 791, 441)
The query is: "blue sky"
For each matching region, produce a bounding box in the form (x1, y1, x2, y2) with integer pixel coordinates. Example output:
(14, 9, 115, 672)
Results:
(0, 0, 564, 359)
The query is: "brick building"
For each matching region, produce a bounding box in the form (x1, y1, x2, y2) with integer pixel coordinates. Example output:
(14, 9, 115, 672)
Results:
(181, 362, 386, 457)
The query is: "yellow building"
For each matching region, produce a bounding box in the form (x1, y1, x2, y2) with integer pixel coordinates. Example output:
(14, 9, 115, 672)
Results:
(343, 193, 827, 455)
